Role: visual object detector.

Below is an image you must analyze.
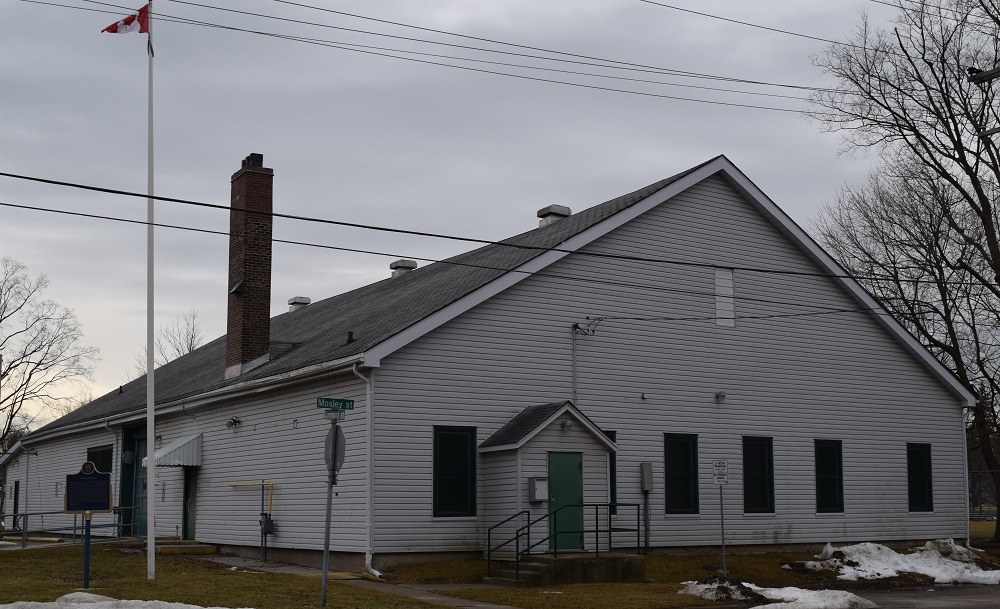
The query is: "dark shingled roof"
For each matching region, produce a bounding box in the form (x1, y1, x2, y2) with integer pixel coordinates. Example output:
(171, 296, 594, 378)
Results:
(36, 158, 719, 435)
(479, 402, 571, 448)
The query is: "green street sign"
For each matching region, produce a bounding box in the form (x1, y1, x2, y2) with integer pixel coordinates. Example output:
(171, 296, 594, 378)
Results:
(324, 410, 346, 421)
(317, 397, 355, 410)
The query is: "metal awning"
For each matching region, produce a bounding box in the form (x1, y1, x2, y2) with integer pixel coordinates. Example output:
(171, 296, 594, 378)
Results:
(141, 433, 202, 467)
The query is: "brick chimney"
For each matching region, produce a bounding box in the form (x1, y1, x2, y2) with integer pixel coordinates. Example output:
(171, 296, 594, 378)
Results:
(225, 153, 273, 379)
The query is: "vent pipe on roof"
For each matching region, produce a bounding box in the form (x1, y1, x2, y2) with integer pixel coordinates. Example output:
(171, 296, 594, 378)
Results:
(288, 296, 311, 312)
(225, 153, 274, 380)
(390, 259, 417, 278)
(537, 204, 571, 227)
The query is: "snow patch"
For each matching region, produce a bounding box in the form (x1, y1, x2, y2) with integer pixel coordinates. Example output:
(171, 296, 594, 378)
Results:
(679, 579, 874, 609)
(0, 593, 254, 609)
(793, 539, 1000, 584)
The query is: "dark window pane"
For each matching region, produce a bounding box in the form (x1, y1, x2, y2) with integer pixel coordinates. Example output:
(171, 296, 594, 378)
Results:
(743, 437, 774, 513)
(907, 443, 933, 512)
(664, 434, 698, 514)
(433, 427, 476, 517)
(87, 445, 113, 474)
(815, 440, 843, 513)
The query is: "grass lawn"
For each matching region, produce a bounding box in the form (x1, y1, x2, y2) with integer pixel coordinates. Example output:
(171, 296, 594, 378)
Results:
(391, 552, 851, 609)
(970, 519, 996, 540)
(0, 543, 436, 609)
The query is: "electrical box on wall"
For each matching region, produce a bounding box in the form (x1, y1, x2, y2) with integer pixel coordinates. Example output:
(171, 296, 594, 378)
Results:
(528, 477, 549, 503)
(640, 462, 653, 492)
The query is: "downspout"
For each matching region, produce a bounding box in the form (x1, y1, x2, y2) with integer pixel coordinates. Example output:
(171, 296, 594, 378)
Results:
(352, 364, 382, 579)
(104, 418, 121, 514)
(961, 403, 972, 548)
(571, 324, 578, 404)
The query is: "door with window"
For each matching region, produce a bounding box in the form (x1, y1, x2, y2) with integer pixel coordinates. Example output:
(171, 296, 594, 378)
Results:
(548, 452, 583, 550)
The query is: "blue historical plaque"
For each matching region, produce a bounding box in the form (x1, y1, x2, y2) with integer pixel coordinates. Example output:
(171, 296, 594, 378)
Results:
(65, 461, 113, 514)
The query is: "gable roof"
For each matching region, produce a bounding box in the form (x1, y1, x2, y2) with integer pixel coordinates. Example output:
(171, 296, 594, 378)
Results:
(479, 401, 617, 453)
(32, 155, 975, 439)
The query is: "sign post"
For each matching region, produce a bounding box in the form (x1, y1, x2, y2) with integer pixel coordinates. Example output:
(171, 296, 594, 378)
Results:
(319, 400, 348, 608)
(713, 460, 728, 576)
(65, 462, 113, 589)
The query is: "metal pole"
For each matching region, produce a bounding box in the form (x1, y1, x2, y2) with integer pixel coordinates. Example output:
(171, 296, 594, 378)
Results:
(720, 486, 727, 576)
(145, 0, 157, 582)
(83, 513, 92, 589)
(320, 469, 334, 607)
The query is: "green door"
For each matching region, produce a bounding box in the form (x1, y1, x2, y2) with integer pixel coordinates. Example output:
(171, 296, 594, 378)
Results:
(548, 452, 583, 550)
(182, 467, 197, 540)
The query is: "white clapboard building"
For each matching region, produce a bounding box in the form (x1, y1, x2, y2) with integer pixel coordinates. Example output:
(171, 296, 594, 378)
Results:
(1, 154, 974, 570)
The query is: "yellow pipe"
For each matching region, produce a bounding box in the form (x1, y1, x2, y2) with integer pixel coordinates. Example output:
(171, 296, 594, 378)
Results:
(228, 482, 274, 514)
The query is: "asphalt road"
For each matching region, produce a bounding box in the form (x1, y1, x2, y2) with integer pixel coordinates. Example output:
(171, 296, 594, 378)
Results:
(857, 585, 999, 608)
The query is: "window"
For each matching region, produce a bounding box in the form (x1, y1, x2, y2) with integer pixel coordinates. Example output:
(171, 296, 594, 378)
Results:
(907, 443, 933, 512)
(664, 434, 699, 514)
(743, 436, 774, 513)
(605, 430, 618, 515)
(814, 440, 843, 513)
(433, 426, 476, 517)
(87, 445, 113, 473)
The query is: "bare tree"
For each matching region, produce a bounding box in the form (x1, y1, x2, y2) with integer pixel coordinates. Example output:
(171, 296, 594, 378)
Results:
(128, 309, 205, 380)
(811, 0, 1000, 540)
(0, 257, 98, 450)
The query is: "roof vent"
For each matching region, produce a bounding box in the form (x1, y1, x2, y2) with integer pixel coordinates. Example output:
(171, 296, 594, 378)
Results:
(288, 296, 311, 312)
(537, 204, 571, 227)
(390, 259, 417, 278)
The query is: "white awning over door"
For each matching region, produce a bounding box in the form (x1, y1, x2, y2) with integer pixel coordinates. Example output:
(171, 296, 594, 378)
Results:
(141, 433, 202, 467)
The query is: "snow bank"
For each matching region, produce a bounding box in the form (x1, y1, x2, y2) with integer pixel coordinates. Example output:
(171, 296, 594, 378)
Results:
(679, 579, 875, 609)
(797, 539, 1000, 584)
(0, 593, 254, 609)
(747, 584, 876, 609)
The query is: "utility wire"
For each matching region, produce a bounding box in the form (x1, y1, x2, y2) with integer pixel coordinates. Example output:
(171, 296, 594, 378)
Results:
(0, 170, 993, 287)
(75, 0, 835, 93)
(0, 198, 911, 319)
(32, 0, 825, 111)
(638, 0, 865, 50)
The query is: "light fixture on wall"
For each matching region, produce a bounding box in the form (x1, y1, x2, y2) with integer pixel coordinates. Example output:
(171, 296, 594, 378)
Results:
(715, 391, 727, 402)
(226, 416, 242, 429)
(561, 419, 574, 432)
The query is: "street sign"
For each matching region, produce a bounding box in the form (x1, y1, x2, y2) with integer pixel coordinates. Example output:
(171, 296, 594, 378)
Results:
(323, 410, 346, 421)
(713, 460, 729, 485)
(317, 397, 355, 410)
(324, 425, 346, 476)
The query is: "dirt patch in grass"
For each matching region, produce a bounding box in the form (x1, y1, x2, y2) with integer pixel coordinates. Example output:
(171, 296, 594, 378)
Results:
(388, 558, 487, 584)
(438, 582, 724, 609)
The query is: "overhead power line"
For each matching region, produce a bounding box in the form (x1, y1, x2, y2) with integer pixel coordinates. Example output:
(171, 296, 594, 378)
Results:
(0, 198, 912, 320)
(0, 170, 992, 287)
(22, 0, 830, 111)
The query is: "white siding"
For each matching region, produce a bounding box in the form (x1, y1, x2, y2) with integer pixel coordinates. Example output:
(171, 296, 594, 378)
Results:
(4, 428, 122, 538)
(372, 174, 967, 553)
(174, 375, 369, 551)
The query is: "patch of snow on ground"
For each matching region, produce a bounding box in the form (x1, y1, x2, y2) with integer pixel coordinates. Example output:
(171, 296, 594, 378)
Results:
(679, 579, 874, 609)
(798, 539, 1000, 584)
(0, 593, 254, 609)
(746, 584, 876, 609)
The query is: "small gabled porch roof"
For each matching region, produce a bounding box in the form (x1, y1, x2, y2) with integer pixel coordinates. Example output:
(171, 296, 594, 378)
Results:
(479, 401, 618, 453)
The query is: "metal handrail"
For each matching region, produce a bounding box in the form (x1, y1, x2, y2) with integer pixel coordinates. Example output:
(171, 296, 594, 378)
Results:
(487, 510, 529, 576)
(487, 502, 641, 582)
(1, 506, 138, 549)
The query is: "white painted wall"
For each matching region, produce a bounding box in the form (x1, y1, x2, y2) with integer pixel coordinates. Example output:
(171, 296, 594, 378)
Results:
(372, 173, 967, 554)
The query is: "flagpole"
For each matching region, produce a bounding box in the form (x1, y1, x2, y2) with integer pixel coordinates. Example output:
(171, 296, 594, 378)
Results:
(145, 0, 156, 581)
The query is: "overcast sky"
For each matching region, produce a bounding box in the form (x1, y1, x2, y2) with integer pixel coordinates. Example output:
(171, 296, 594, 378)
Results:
(1, 0, 900, 422)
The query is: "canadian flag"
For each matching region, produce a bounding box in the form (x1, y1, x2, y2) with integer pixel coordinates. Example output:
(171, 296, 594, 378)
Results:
(102, 4, 149, 34)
